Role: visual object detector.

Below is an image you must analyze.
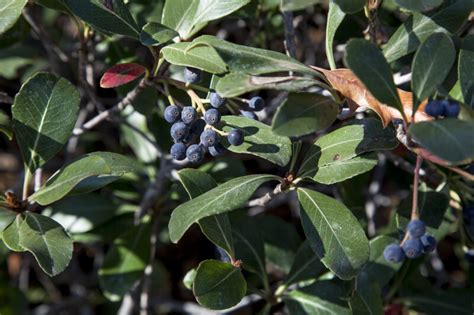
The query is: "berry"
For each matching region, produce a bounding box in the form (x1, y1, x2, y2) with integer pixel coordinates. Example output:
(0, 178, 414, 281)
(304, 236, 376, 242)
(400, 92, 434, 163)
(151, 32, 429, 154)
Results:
(420, 234, 437, 253)
(443, 100, 460, 118)
(208, 143, 226, 157)
(186, 144, 204, 163)
(204, 108, 221, 125)
(170, 143, 186, 161)
(249, 96, 265, 111)
(181, 106, 197, 124)
(240, 110, 258, 120)
(425, 100, 444, 117)
(466, 164, 474, 175)
(170, 122, 189, 142)
(383, 244, 405, 263)
(407, 219, 426, 238)
(184, 67, 202, 84)
(190, 119, 206, 136)
(463, 206, 474, 224)
(465, 250, 474, 264)
(164, 105, 180, 123)
(227, 128, 244, 146)
(210, 93, 226, 108)
(200, 129, 218, 147)
(402, 238, 423, 259)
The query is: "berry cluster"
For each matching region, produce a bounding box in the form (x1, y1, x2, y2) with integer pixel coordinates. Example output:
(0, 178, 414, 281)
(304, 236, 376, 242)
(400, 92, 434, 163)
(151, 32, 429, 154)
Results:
(165, 67, 266, 163)
(424, 99, 460, 118)
(383, 219, 437, 263)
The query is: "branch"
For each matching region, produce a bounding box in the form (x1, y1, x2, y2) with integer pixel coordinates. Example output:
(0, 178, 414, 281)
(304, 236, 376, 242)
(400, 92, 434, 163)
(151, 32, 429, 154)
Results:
(282, 11, 297, 59)
(246, 183, 284, 207)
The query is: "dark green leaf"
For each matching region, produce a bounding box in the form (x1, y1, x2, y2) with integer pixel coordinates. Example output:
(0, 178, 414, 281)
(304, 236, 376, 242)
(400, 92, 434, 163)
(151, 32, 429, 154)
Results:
(333, 0, 365, 13)
(383, 0, 471, 62)
(284, 280, 351, 315)
(63, 0, 140, 38)
(99, 223, 151, 301)
(183, 268, 196, 290)
(169, 174, 280, 243)
(280, 0, 320, 11)
(36, 0, 71, 13)
(215, 73, 320, 98)
(0, 110, 13, 140)
(345, 39, 403, 117)
(177, 168, 234, 259)
(459, 34, 474, 109)
(297, 188, 369, 280)
(3, 212, 73, 276)
(400, 289, 473, 315)
(29, 152, 139, 205)
(0, 0, 28, 34)
(199, 157, 246, 183)
(12, 72, 80, 173)
(0, 208, 16, 231)
(285, 241, 326, 286)
(193, 260, 246, 310)
(140, 22, 178, 46)
(298, 118, 398, 182)
(350, 279, 383, 315)
(161, 42, 227, 74)
(272, 93, 339, 137)
(194, 35, 318, 76)
(326, 1, 345, 70)
(220, 115, 292, 167)
(395, 0, 443, 12)
(412, 33, 456, 112)
(409, 119, 474, 165)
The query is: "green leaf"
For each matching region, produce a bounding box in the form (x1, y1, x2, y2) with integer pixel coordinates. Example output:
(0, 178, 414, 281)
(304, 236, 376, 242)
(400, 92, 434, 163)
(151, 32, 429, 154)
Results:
(220, 115, 292, 167)
(177, 168, 234, 258)
(350, 279, 383, 315)
(285, 241, 326, 286)
(63, 0, 140, 38)
(297, 188, 369, 280)
(459, 34, 474, 109)
(194, 35, 318, 76)
(36, 0, 71, 13)
(29, 152, 138, 205)
(395, 0, 443, 12)
(298, 118, 398, 182)
(345, 39, 404, 117)
(12, 72, 80, 173)
(0, 208, 16, 231)
(183, 268, 197, 290)
(3, 212, 73, 276)
(168, 174, 280, 243)
(383, 0, 471, 63)
(280, 0, 320, 11)
(199, 157, 246, 183)
(0, 0, 28, 34)
(412, 33, 456, 112)
(400, 289, 473, 315)
(161, 42, 227, 74)
(409, 119, 474, 165)
(193, 259, 246, 310)
(0, 110, 13, 140)
(284, 280, 351, 315)
(215, 73, 319, 98)
(140, 22, 178, 46)
(99, 223, 151, 301)
(272, 93, 338, 137)
(326, 1, 345, 70)
(333, 0, 365, 13)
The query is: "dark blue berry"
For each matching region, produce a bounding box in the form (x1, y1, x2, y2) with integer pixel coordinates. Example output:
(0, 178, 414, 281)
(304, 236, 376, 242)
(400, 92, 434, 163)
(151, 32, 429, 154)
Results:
(190, 119, 206, 136)
(204, 109, 221, 125)
(184, 67, 202, 84)
(240, 110, 258, 120)
(402, 238, 423, 259)
(420, 234, 437, 253)
(200, 129, 218, 147)
(383, 244, 405, 263)
(407, 219, 426, 238)
(227, 128, 244, 146)
(463, 206, 474, 224)
(210, 93, 226, 108)
(466, 164, 474, 175)
(186, 144, 204, 163)
(181, 106, 197, 124)
(425, 100, 444, 117)
(465, 250, 474, 264)
(170, 122, 189, 142)
(249, 96, 265, 111)
(444, 100, 460, 118)
(208, 143, 226, 157)
(170, 143, 186, 161)
(164, 105, 180, 123)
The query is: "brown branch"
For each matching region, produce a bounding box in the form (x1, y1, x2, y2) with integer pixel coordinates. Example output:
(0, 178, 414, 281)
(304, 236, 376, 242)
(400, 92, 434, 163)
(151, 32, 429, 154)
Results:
(411, 155, 423, 220)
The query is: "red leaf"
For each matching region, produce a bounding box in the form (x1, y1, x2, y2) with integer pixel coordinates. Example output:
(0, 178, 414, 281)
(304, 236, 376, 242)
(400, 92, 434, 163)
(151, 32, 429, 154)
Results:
(100, 63, 147, 88)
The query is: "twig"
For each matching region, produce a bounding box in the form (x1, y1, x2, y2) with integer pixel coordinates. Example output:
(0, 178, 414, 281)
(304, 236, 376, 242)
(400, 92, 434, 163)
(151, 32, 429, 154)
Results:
(365, 154, 386, 237)
(34, 168, 42, 192)
(246, 183, 284, 207)
(0, 92, 13, 104)
(121, 120, 164, 157)
(411, 155, 422, 220)
(282, 11, 297, 59)
(394, 72, 412, 86)
(73, 79, 147, 136)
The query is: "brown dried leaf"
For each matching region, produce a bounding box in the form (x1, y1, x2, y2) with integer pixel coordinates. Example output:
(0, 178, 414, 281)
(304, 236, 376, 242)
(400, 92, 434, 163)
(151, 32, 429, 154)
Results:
(314, 67, 432, 127)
